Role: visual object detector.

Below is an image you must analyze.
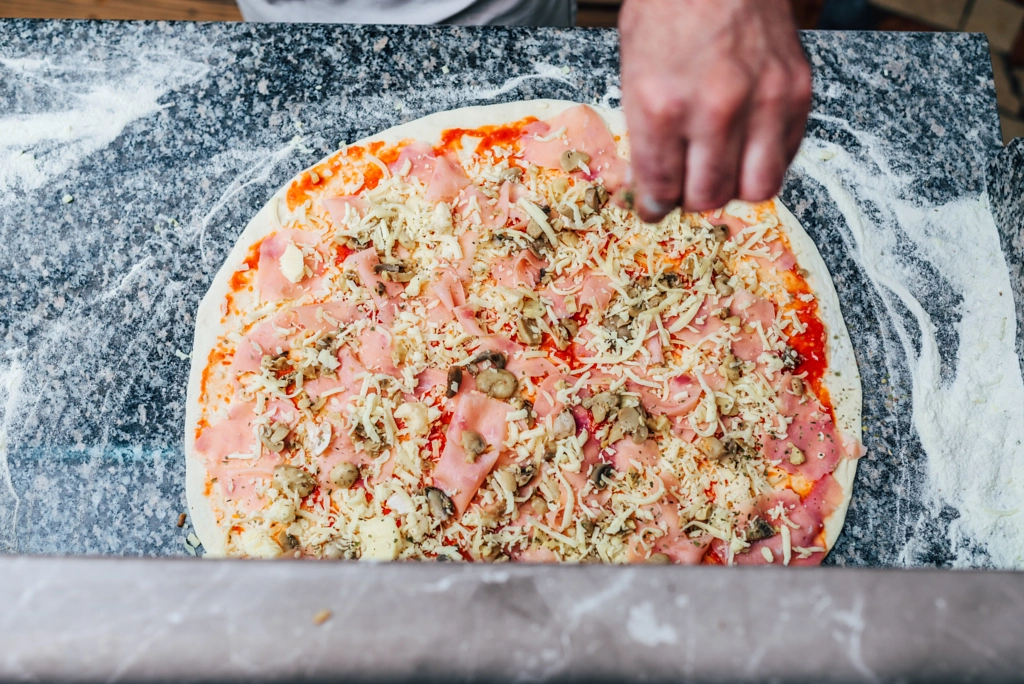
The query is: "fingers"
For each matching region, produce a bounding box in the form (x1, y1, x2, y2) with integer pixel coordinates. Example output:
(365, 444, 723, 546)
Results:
(623, 79, 687, 223)
(683, 77, 750, 212)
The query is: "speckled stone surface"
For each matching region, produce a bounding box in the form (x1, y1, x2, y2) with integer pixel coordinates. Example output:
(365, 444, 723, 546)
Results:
(989, 138, 1024, 382)
(0, 22, 1017, 565)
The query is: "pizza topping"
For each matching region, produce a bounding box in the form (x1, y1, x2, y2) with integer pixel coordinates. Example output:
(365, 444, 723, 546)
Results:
(196, 104, 853, 566)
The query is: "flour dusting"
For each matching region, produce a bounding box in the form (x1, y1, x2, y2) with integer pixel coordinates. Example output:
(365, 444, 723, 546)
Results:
(795, 116, 1024, 568)
(0, 54, 208, 193)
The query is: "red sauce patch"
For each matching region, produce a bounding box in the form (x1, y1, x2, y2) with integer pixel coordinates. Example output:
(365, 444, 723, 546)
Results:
(436, 117, 537, 157)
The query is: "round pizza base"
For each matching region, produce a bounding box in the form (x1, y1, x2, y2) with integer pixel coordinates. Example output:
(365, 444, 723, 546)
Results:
(185, 99, 862, 559)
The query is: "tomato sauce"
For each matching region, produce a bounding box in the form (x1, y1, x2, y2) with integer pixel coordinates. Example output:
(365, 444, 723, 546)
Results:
(435, 117, 537, 157)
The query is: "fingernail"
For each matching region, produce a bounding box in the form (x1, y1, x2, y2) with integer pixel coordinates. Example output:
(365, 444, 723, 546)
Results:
(640, 194, 675, 218)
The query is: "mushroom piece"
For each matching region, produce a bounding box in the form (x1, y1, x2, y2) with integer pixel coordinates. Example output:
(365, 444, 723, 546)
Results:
(499, 167, 524, 183)
(647, 413, 671, 434)
(273, 465, 316, 498)
(425, 487, 455, 521)
(330, 462, 360, 490)
(697, 436, 726, 461)
(584, 184, 610, 211)
(745, 516, 777, 542)
(719, 352, 741, 382)
(559, 149, 591, 173)
(461, 430, 488, 463)
(710, 223, 730, 243)
(583, 391, 621, 424)
(476, 368, 518, 399)
(646, 552, 671, 565)
(715, 279, 735, 297)
(789, 444, 807, 465)
(590, 462, 615, 489)
(513, 462, 538, 488)
(791, 376, 806, 397)
(517, 317, 542, 347)
(552, 409, 577, 440)
(781, 345, 802, 371)
(613, 405, 649, 445)
(470, 349, 507, 370)
(445, 365, 463, 398)
(273, 528, 299, 552)
(526, 219, 544, 240)
(522, 298, 546, 319)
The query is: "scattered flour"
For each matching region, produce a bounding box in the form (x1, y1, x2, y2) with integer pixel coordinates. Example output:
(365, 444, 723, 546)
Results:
(795, 115, 1024, 568)
(0, 54, 209, 193)
(468, 62, 573, 101)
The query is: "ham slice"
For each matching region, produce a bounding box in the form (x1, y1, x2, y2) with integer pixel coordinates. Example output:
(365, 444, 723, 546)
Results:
(343, 248, 403, 317)
(322, 195, 367, 226)
(425, 155, 471, 203)
(519, 104, 629, 191)
(256, 230, 324, 304)
(432, 391, 513, 514)
(762, 379, 843, 482)
(356, 327, 400, 376)
(625, 500, 710, 565)
(727, 485, 831, 566)
(391, 140, 436, 185)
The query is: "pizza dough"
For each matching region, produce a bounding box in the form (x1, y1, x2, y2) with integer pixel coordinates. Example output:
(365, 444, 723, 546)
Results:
(185, 100, 862, 562)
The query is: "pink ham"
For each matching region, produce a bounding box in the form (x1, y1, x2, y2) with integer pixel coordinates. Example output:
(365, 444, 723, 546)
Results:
(625, 500, 710, 565)
(432, 391, 513, 514)
(727, 486, 828, 566)
(356, 327, 400, 375)
(460, 186, 506, 229)
(257, 230, 324, 304)
(456, 230, 479, 281)
(630, 376, 701, 418)
(519, 104, 629, 191)
(644, 322, 664, 365)
(425, 154, 471, 203)
(731, 329, 763, 363)
(322, 196, 367, 226)
(428, 268, 467, 318)
(231, 320, 286, 375)
(577, 273, 617, 311)
(413, 368, 448, 399)
(610, 438, 660, 470)
(755, 239, 798, 272)
(391, 140, 436, 185)
(194, 402, 258, 464)
(304, 349, 365, 409)
(455, 306, 486, 337)
(762, 381, 842, 482)
(343, 248, 403, 315)
(671, 298, 727, 348)
(731, 289, 775, 329)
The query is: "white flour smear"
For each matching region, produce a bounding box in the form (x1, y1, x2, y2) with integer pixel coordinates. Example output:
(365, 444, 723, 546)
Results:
(0, 53, 209, 193)
(795, 115, 1024, 568)
(0, 351, 25, 552)
(468, 62, 573, 100)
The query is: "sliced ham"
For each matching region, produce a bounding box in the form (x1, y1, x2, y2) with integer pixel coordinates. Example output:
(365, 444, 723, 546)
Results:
(256, 230, 324, 304)
(391, 140, 436, 185)
(432, 391, 513, 514)
(356, 327, 400, 376)
(519, 104, 629, 191)
(625, 500, 710, 565)
(425, 154, 471, 203)
(731, 289, 775, 330)
(343, 248, 403, 316)
(322, 195, 367, 226)
(456, 230, 479, 281)
(726, 486, 828, 566)
(762, 379, 843, 482)
(455, 305, 486, 337)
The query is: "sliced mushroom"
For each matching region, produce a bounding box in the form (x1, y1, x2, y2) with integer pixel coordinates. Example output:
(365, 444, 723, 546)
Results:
(329, 462, 360, 490)
(470, 349, 507, 370)
(499, 167, 523, 183)
(647, 413, 671, 433)
(583, 392, 620, 424)
(791, 376, 806, 397)
(646, 552, 671, 565)
(425, 486, 455, 521)
(715, 279, 735, 297)
(273, 528, 299, 552)
(476, 368, 518, 399)
(584, 184, 610, 211)
(461, 430, 488, 463)
(697, 436, 725, 461)
(745, 516, 777, 542)
(513, 462, 537, 488)
(522, 298, 546, 319)
(559, 149, 591, 173)
(614, 405, 649, 445)
(273, 465, 316, 498)
(445, 365, 463, 398)
(590, 462, 615, 489)
(517, 317, 542, 347)
(552, 410, 577, 440)
(719, 352, 741, 382)
(710, 224, 730, 243)
(724, 315, 742, 328)
(529, 496, 549, 516)
(781, 345, 802, 371)
(526, 219, 544, 240)
(789, 444, 807, 465)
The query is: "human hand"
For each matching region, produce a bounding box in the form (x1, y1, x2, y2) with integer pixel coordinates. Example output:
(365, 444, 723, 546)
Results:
(619, 0, 812, 221)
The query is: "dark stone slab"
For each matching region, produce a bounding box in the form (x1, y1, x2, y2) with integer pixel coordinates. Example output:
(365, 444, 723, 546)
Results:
(0, 21, 1015, 566)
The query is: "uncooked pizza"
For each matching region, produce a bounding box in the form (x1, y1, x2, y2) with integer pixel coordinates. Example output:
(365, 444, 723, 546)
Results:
(185, 100, 862, 565)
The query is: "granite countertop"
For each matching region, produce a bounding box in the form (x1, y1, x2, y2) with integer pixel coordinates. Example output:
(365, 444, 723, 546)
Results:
(0, 20, 1021, 567)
